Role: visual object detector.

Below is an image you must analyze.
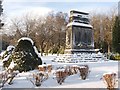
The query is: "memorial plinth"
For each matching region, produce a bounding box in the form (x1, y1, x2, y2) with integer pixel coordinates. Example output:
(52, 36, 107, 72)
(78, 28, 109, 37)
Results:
(54, 10, 106, 63)
(65, 10, 94, 54)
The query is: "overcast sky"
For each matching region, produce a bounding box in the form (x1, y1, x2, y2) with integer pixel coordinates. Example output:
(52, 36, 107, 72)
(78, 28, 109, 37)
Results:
(3, 0, 119, 19)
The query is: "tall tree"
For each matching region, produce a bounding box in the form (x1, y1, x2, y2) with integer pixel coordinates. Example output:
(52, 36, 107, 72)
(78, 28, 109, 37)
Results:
(112, 16, 120, 54)
(34, 17, 47, 56)
(0, 0, 3, 29)
(0, 0, 3, 51)
(54, 12, 67, 54)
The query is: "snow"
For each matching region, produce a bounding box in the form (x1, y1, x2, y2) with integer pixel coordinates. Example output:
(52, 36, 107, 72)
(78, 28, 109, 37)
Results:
(56, 69, 65, 72)
(70, 10, 89, 14)
(47, 64, 52, 66)
(67, 10, 92, 28)
(0, 55, 118, 88)
(2, 54, 10, 62)
(71, 13, 89, 18)
(33, 46, 41, 58)
(0, 51, 6, 57)
(72, 65, 79, 67)
(38, 64, 46, 67)
(0, 46, 14, 61)
(67, 22, 93, 28)
(18, 37, 34, 45)
(6, 45, 15, 51)
(8, 61, 16, 69)
(103, 72, 117, 76)
(79, 66, 86, 68)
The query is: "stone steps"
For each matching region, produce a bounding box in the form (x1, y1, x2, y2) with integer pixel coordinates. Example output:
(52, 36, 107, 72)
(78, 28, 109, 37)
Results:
(54, 53, 107, 63)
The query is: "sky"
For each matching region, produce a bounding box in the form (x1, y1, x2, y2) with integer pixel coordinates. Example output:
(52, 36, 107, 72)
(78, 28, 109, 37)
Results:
(2, 0, 119, 20)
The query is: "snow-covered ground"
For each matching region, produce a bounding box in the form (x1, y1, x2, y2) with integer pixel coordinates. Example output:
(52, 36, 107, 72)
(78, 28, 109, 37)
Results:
(1, 55, 119, 88)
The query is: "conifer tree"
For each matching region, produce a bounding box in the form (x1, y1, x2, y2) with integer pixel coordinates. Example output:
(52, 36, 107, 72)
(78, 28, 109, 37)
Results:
(3, 37, 42, 72)
(112, 16, 120, 53)
(0, 0, 3, 29)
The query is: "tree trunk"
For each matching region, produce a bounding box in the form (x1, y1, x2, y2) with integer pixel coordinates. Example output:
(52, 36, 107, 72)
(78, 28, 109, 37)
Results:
(108, 43, 112, 59)
(40, 45, 43, 56)
(108, 44, 110, 54)
(46, 45, 48, 56)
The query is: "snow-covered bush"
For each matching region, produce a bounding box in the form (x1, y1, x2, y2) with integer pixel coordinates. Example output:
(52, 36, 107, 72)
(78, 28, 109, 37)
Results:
(38, 64, 52, 73)
(102, 72, 117, 89)
(70, 65, 79, 74)
(78, 65, 89, 80)
(33, 72, 48, 86)
(0, 68, 19, 87)
(3, 37, 42, 72)
(2, 45, 15, 68)
(55, 67, 69, 85)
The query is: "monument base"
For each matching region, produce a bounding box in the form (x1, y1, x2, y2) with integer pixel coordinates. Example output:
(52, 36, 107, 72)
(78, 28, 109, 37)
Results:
(64, 49, 99, 54)
(54, 49, 106, 63)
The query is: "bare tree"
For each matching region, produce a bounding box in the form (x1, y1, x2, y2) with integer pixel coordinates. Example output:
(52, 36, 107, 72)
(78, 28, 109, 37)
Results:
(22, 14, 37, 37)
(54, 12, 67, 54)
(90, 8, 116, 53)
(34, 17, 47, 56)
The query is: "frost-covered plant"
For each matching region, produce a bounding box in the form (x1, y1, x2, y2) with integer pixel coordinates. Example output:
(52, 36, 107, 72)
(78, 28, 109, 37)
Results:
(78, 65, 89, 80)
(33, 72, 48, 86)
(2, 46, 15, 68)
(102, 72, 117, 90)
(3, 37, 42, 72)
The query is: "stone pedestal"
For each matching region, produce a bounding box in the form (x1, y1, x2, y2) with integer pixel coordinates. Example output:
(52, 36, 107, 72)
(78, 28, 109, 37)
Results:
(65, 10, 94, 54)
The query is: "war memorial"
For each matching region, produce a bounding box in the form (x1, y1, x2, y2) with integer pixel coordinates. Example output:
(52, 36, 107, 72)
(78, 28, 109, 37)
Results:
(65, 10, 94, 54)
(55, 10, 105, 63)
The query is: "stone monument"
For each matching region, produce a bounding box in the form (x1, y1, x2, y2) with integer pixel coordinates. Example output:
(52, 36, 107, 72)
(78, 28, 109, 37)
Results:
(65, 10, 94, 54)
(54, 10, 105, 63)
